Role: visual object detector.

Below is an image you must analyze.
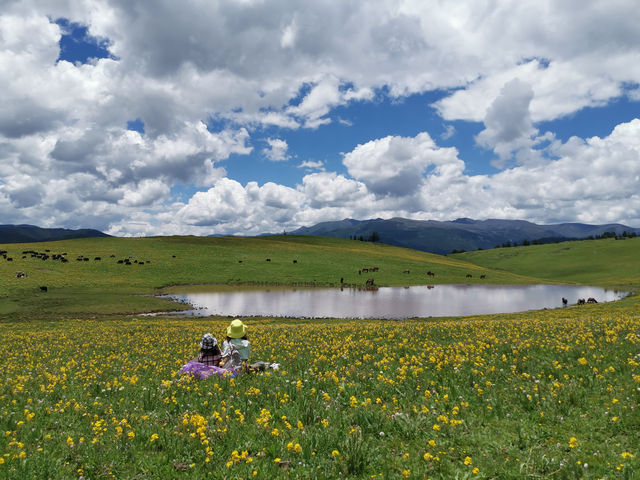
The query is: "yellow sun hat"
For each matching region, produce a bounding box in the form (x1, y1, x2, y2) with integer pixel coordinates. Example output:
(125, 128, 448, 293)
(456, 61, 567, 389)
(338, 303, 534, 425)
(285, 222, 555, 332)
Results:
(227, 319, 248, 338)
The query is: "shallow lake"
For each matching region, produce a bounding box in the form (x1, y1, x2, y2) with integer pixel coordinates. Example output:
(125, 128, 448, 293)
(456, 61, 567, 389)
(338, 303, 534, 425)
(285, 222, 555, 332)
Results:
(165, 284, 627, 319)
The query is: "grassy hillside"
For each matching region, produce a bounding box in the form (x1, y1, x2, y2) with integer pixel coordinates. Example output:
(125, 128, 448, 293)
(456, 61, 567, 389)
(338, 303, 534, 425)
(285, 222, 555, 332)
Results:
(454, 237, 640, 290)
(0, 235, 533, 319)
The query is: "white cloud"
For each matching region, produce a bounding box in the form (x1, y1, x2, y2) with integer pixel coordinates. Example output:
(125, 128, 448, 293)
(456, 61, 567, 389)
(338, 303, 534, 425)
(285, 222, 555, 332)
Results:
(298, 160, 324, 171)
(475, 78, 538, 163)
(342, 132, 462, 197)
(1, 1, 640, 235)
(262, 138, 289, 162)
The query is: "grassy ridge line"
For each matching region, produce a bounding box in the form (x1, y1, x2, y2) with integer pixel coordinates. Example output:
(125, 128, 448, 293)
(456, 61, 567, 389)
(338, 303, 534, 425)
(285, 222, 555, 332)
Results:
(0, 235, 536, 319)
(454, 237, 640, 290)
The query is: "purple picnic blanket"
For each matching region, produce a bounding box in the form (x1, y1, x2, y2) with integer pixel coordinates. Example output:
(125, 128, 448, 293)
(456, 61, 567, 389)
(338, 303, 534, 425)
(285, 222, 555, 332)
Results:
(179, 360, 238, 379)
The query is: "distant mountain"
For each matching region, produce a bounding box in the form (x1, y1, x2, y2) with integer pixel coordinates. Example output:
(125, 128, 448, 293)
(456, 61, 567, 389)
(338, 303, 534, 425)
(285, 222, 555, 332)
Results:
(0, 224, 110, 244)
(289, 217, 640, 254)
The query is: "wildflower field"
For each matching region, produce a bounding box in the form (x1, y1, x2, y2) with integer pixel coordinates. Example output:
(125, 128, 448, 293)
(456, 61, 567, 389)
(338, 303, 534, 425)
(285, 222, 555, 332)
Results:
(0, 235, 639, 478)
(1, 303, 639, 479)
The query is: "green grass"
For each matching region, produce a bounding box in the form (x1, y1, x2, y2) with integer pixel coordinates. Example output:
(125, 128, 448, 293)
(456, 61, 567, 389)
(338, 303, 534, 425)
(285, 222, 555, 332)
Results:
(0, 310, 638, 479)
(1, 235, 537, 319)
(454, 237, 640, 290)
(0, 235, 639, 478)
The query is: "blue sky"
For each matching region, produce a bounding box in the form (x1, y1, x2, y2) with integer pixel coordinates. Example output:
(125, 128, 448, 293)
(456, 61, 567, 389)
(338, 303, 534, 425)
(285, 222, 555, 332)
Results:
(1, 1, 639, 236)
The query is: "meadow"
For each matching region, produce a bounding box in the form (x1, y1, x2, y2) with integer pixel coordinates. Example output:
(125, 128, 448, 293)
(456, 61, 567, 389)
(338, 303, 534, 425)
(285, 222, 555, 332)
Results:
(0, 235, 535, 319)
(0, 236, 638, 478)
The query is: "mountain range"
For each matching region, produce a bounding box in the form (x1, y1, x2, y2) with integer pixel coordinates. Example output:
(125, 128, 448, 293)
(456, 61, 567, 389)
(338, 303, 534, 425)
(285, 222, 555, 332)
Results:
(289, 217, 640, 254)
(0, 224, 110, 244)
(2, 219, 638, 253)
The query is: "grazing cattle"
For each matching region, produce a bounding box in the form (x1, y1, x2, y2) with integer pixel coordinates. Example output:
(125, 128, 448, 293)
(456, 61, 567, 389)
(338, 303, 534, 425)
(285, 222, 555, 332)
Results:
(480, 274, 486, 279)
(266, 258, 271, 262)
(466, 274, 472, 278)
(293, 259, 297, 263)
(117, 260, 124, 264)
(427, 271, 435, 277)
(403, 269, 410, 274)
(362, 268, 369, 273)
(110, 254, 116, 258)
(6, 258, 13, 261)
(94, 257, 101, 261)
(16, 271, 27, 278)
(340, 277, 344, 283)
(172, 255, 176, 258)
(371, 267, 379, 272)
(365, 278, 375, 286)
(562, 297, 568, 306)
(39, 286, 48, 292)
(577, 298, 586, 305)
(587, 297, 598, 304)
(238, 260, 243, 263)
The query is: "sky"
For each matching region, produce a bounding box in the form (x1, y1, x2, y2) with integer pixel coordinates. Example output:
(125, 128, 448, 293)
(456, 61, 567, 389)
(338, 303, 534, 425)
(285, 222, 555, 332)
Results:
(1, 1, 639, 237)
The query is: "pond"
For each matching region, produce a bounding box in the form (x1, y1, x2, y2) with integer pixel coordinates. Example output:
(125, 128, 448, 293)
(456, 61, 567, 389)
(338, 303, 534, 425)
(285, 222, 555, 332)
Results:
(163, 284, 627, 319)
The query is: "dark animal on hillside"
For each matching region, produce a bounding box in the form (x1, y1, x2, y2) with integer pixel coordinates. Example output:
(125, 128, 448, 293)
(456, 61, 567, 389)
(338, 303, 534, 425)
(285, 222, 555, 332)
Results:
(238, 260, 242, 263)
(362, 268, 369, 273)
(403, 269, 410, 274)
(117, 260, 124, 264)
(562, 297, 568, 306)
(365, 278, 375, 286)
(94, 257, 101, 261)
(587, 297, 598, 304)
(340, 277, 344, 283)
(6, 258, 12, 261)
(293, 259, 297, 263)
(358, 270, 361, 275)
(39, 286, 48, 292)
(266, 258, 271, 262)
(110, 254, 116, 258)
(577, 298, 586, 305)
(427, 271, 435, 277)
(83, 258, 89, 261)
(480, 274, 486, 279)
(466, 274, 472, 278)
(371, 267, 379, 272)
(16, 271, 27, 278)
(172, 255, 176, 258)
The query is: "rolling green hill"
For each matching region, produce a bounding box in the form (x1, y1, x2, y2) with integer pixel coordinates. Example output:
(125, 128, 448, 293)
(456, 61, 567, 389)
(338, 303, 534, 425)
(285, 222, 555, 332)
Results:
(2, 235, 638, 320)
(0, 235, 532, 319)
(453, 237, 640, 290)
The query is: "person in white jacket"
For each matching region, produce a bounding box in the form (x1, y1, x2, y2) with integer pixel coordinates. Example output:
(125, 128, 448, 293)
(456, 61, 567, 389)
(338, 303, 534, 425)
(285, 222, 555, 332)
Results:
(221, 319, 251, 370)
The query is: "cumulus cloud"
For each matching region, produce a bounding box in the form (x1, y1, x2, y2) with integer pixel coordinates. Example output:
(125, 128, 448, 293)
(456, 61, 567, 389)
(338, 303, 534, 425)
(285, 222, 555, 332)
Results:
(342, 132, 462, 197)
(262, 138, 289, 162)
(1, 1, 640, 235)
(475, 78, 538, 163)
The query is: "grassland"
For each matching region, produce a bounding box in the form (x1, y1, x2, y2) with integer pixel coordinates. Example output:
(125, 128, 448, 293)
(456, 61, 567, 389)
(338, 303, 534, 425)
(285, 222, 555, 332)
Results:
(1, 235, 537, 319)
(454, 237, 640, 290)
(0, 235, 638, 479)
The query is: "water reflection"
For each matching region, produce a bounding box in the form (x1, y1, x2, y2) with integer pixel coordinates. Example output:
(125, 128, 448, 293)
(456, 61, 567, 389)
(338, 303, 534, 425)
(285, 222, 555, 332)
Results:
(165, 284, 627, 319)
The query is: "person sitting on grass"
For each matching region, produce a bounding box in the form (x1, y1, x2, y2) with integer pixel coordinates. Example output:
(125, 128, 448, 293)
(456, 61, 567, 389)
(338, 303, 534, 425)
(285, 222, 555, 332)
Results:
(221, 319, 251, 370)
(197, 333, 222, 367)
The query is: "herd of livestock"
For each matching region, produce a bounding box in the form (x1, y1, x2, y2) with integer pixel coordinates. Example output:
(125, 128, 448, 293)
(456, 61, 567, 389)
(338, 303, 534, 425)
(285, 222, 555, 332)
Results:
(2, 248, 599, 305)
